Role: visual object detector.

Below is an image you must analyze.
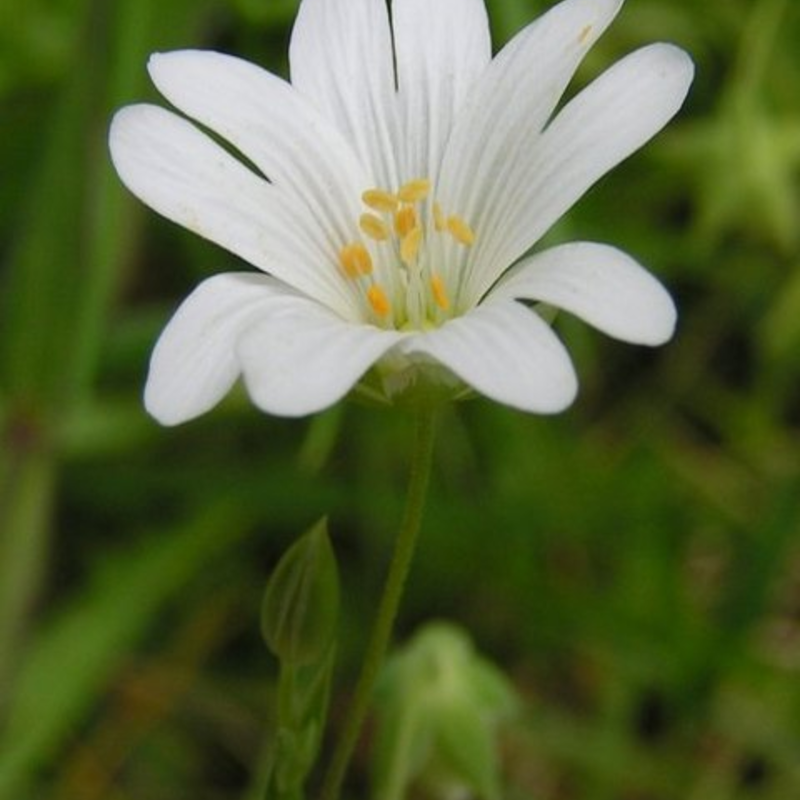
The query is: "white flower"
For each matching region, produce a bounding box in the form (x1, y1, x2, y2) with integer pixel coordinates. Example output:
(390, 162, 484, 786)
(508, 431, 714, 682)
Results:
(109, 0, 693, 424)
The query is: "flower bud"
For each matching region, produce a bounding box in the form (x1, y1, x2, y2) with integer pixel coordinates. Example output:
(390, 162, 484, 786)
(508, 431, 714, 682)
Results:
(261, 518, 339, 666)
(373, 622, 518, 800)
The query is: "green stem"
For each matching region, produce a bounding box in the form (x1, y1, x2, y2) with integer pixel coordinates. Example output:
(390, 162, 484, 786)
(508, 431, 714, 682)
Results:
(319, 407, 438, 800)
(0, 437, 56, 711)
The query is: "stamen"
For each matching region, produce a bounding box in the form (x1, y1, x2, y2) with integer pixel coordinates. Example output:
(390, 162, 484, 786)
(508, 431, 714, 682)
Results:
(367, 284, 391, 317)
(430, 274, 449, 311)
(362, 189, 399, 213)
(346, 180, 477, 326)
(447, 215, 476, 246)
(578, 24, 592, 44)
(400, 226, 423, 266)
(433, 202, 446, 232)
(395, 206, 418, 238)
(339, 242, 373, 279)
(359, 213, 390, 241)
(397, 178, 431, 204)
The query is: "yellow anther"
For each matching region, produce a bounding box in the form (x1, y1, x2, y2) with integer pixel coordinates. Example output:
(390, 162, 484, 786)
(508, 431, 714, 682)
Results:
(400, 226, 423, 266)
(395, 205, 418, 238)
(339, 242, 373, 279)
(362, 189, 399, 213)
(430, 274, 449, 311)
(359, 213, 391, 241)
(367, 284, 391, 317)
(447, 215, 476, 246)
(397, 178, 432, 204)
(578, 24, 592, 44)
(433, 202, 447, 232)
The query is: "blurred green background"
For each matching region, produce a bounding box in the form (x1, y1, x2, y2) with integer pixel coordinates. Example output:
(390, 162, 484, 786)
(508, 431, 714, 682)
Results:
(1, 0, 799, 797)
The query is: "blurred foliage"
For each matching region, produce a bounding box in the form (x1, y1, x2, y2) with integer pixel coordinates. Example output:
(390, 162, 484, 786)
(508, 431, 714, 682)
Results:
(1, 0, 800, 798)
(373, 622, 519, 800)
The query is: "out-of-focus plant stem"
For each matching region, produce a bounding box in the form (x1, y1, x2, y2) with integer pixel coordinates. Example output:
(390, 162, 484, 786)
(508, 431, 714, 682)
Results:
(0, 429, 55, 707)
(0, 0, 203, 717)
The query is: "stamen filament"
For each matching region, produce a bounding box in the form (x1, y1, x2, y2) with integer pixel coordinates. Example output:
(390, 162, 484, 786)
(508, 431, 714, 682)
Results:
(400, 227, 423, 266)
(433, 202, 446, 233)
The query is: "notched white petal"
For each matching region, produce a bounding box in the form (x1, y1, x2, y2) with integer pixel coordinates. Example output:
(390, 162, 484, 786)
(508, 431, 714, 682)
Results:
(237, 298, 405, 417)
(401, 301, 578, 414)
(438, 0, 624, 226)
(144, 272, 288, 425)
(460, 41, 694, 305)
(289, 0, 399, 187)
(493, 242, 677, 346)
(147, 49, 366, 227)
(393, 0, 492, 178)
(109, 103, 358, 318)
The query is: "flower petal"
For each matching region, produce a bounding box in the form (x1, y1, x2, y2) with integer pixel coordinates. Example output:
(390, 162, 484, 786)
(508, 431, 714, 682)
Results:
(109, 104, 360, 319)
(462, 42, 694, 304)
(392, 0, 492, 180)
(289, 0, 400, 188)
(402, 301, 577, 414)
(237, 298, 405, 418)
(492, 242, 677, 345)
(147, 50, 367, 238)
(440, 0, 622, 222)
(144, 272, 291, 425)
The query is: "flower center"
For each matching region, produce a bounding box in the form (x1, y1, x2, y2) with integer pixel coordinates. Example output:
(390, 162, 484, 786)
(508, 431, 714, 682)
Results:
(337, 178, 475, 330)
